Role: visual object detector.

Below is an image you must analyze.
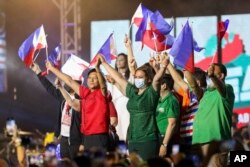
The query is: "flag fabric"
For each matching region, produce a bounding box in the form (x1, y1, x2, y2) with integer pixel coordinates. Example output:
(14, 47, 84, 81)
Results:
(131, 3, 153, 27)
(169, 21, 195, 72)
(136, 11, 175, 51)
(193, 40, 204, 52)
(150, 11, 174, 35)
(18, 25, 47, 67)
(41, 45, 61, 76)
(61, 54, 89, 80)
(218, 19, 229, 42)
(90, 33, 117, 66)
(48, 45, 61, 68)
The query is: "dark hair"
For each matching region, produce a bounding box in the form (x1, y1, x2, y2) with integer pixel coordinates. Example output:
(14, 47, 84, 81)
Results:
(214, 63, 227, 77)
(87, 68, 106, 86)
(140, 63, 156, 82)
(193, 67, 207, 88)
(136, 65, 154, 86)
(87, 68, 97, 76)
(161, 74, 174, 90)
(115, 53, 130, 80)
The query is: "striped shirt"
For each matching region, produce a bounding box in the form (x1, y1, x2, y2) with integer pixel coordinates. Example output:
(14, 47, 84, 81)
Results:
(176, 88, 199, 144)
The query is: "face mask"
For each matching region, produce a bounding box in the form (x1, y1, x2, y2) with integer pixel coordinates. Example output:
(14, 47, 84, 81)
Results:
(134, 78, 145, 89)
(206, 77, 214, 88)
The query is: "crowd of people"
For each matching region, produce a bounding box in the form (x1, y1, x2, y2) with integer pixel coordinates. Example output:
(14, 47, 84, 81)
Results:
(1, 34, 249, 167)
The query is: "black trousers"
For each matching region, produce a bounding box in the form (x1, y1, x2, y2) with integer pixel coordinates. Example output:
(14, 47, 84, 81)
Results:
(84, 133, 109, 150)
(60, 136, 80, 159)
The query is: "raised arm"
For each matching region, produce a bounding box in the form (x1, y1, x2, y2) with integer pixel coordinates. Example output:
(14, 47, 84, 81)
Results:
(55, 78, 80, 112)
(46, 61, 80, 95)
(184, 70, 203, 100)
(166, 56, 189, 91)
(30, 63, 63, 101)
(152, 53, 168, 91)
(100, 55, 128, 96)
(96, 57, 107, 96)
(149, 53, 160, 73)
(124, 34, 137, 76)
(207, 64, 226, 97)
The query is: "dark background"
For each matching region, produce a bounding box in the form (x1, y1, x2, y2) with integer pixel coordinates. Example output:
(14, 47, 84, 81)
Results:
(0, 0, 250, 134)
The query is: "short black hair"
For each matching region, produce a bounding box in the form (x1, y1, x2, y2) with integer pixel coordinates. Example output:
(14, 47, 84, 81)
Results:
(87, 68, 97, 76)
(161, 74, 174, 90)
(214, 63, 227, 77)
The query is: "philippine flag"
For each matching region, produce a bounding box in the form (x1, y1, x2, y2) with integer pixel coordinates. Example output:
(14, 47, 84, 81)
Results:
(90, 33, 117, 66)
(18, 25, 47, 67)
(131, 3, 153, 27)
(48, 45, 61, 68)
(170, 21, 195, 72)
(136, 12, 175, 52)
(218, 19, 229, 42)
(61, 54, 89, 80)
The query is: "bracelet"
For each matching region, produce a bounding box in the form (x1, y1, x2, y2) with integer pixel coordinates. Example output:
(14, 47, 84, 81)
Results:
(162, 143, 167, 147)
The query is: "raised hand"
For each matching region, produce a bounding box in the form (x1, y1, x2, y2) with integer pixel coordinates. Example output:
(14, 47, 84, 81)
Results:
(45, 61, 53, 71)
(124, 34, 132, 48)
(30, 63, 41, 74)
(207, 64, 215, 77)
(96, 54, 106, 64)
(54, 78, 62, 89)
(160, 52, 170, 67)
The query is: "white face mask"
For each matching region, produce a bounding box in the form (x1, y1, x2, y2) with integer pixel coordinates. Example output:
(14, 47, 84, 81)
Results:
(206, 77, 214, 88)
(134, 78, 145, 89)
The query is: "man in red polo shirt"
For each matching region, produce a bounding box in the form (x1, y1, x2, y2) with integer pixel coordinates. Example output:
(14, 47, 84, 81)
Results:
(46, 57, 117, 150)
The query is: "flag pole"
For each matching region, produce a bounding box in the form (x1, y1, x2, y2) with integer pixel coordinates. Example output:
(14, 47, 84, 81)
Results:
(45, 34, 49, 73)
(112, 31, 118, 57)
(33, 50, 41, 62)
(127, 23, 132, 34)
(152, 32, 158, 53)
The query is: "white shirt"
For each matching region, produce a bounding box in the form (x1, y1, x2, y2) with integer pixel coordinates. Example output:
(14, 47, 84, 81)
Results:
(60, 102, 72, 137)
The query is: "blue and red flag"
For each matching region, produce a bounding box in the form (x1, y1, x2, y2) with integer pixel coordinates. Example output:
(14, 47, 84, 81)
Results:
(136, 11, 175, 52)
(90, 33, 117, 66)
(150, 11, 174, 35)
(18, 25, 47, 67)
(48, 45, 61, 68)
(169, 21, 195, 72)
(218, 19, 229, 42)
(41, 45, 61, 76)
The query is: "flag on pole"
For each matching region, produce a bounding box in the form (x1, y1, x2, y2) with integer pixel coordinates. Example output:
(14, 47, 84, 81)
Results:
(18, 25, 47, 67)
(218, 19, 229, 42)
(90, 33, 117, 66)
(41, 45, 61, 76)
(48, 45, 61, 68)
(131, 3, 153, 27)
(169, 21, 195, 72)
(150, 11, 174, 35)
(193, 40, 204, 52)
(136, 11, 175, 51)
(61, 54, 89, 80)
